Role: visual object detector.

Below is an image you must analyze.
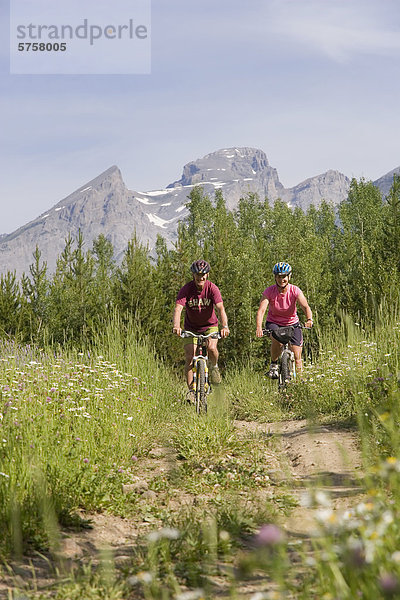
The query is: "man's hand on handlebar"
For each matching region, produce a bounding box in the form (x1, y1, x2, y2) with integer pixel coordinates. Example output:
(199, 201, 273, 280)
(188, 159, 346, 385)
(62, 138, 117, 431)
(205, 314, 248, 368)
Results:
(172, 326, 182, 337)
(220, 325, 230, 338)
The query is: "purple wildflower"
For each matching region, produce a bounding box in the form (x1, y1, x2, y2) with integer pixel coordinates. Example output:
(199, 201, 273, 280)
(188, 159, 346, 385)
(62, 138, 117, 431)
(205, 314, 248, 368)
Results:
(379, 573, 400, 596)
(255, 524, 284, 547)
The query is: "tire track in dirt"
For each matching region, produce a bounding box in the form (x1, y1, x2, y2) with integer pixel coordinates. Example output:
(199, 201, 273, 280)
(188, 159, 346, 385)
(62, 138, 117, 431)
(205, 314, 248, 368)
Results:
(235, 418, 364, 536)
(0, 421, 364, 598)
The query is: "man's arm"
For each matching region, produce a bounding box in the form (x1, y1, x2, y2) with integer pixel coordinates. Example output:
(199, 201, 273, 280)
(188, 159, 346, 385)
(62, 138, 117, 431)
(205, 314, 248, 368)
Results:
(256, 297, 269, 337)
(172, 303, 184, 336)
(215, 301, 230, 337)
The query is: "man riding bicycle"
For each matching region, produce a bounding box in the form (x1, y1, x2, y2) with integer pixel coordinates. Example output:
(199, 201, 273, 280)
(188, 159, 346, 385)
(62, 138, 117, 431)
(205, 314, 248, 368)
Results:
(172, 260, 230, 402)
(256, 262, 313, 378)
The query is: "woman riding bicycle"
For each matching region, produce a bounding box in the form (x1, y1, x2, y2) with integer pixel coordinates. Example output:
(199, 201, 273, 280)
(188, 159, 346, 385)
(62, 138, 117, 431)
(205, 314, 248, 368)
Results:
(172, 260, 230, 402)
(256, 262, 313, 378)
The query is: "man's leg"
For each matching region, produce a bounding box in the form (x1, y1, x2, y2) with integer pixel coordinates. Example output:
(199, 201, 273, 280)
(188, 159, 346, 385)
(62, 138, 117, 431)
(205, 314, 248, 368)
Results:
(184, 343, 195, 388)
(207, 338, 219, 367)
(207, 338, 222, 384)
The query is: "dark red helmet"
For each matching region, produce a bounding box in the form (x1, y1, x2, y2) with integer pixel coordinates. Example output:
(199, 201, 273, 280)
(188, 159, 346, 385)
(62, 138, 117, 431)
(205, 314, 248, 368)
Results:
(190, 259, 210, 275)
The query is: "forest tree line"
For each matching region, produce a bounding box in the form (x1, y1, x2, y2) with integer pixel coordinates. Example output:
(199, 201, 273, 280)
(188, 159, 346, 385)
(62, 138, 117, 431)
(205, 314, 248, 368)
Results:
(0, 175, 399, 369)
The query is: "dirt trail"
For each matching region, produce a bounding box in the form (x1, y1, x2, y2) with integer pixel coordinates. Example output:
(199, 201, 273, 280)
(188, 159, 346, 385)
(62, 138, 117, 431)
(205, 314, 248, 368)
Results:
(235, 418, 363, 536)
(0, 419, 363, 597)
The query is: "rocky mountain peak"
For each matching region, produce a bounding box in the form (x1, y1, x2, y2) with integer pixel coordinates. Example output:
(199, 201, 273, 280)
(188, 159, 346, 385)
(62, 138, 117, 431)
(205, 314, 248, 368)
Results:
(53, 165, 125, 211)
(1, 146, 397, 278)
(167, 147, 271, 188)
(373, 166, 400, 198)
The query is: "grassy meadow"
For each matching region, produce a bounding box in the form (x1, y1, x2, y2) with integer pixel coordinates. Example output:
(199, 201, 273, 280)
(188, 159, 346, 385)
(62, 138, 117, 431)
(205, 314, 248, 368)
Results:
(1, 312, 400, 599)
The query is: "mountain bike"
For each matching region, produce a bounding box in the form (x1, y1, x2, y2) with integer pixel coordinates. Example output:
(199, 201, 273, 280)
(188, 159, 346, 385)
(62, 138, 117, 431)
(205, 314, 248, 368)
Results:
(263, 325, 305, 391)
(181, 330, 220, 414)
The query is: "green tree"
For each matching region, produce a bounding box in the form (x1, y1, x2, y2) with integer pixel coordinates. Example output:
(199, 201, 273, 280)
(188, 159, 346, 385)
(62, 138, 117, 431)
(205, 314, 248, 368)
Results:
(337, 178, 385, 319)
(92, 234, 116, 320)
(184, 186, 214, 252)
(21, 246, 49, 342)
(382, 174, 400, 273)
(0, 271, 24, 338)
(114, 233, 159, 335)
(47, 232, 95, 343)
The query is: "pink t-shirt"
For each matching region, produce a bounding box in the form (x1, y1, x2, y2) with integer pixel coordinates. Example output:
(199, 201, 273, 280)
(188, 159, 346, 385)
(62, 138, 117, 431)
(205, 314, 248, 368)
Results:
(263, 284, 301, 326)
(176, 280, 222, 333)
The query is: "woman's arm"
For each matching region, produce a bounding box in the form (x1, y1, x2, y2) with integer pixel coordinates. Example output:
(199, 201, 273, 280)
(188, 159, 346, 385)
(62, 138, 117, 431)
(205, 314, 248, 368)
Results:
(256, 297, 269, 337)
(297, 292, 313, 327)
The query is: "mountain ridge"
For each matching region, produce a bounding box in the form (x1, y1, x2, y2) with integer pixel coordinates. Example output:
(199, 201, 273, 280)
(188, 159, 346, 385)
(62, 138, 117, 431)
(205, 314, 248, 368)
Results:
(0, 147, 398, 277)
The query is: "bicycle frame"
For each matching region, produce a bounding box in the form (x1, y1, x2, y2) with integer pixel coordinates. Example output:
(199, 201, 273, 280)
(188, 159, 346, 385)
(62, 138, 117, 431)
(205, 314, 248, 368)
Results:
(181, 330, 220, 413)
(192, 336, 210, 395)
(263, 325, 303, 390)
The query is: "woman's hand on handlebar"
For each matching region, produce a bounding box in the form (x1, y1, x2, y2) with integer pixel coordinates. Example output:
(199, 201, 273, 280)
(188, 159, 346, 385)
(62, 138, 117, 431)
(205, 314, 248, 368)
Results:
(256, 326, 264, 338)
(172, 326, 182, 337)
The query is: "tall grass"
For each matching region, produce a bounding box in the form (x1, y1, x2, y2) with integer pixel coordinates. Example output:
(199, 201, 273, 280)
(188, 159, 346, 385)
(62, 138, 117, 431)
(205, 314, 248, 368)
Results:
(2, 309, 400, 598)
(0, 317, 183, 556)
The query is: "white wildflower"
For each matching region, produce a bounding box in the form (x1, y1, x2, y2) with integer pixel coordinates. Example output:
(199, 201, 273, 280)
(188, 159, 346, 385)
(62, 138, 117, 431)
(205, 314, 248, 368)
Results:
(176, 590, 205, 600)
(127, 571, 153, 586)
(315, 490, 331, 507)
(315, 508, 338, 530)
(147, 527, 180, 542)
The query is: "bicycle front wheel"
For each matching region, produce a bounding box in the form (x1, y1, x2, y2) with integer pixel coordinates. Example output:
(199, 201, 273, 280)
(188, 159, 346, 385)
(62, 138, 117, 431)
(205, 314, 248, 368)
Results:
(195, 360, 207, 414)
(279, 351, 291, 390)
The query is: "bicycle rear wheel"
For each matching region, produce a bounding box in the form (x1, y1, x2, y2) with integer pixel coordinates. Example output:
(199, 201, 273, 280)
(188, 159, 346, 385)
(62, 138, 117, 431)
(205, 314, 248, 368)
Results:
(195, 360, 207, 414)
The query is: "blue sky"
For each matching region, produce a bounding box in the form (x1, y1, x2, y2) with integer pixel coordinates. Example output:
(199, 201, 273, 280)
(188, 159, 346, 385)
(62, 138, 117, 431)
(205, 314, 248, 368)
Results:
(1, 0, 400, 234)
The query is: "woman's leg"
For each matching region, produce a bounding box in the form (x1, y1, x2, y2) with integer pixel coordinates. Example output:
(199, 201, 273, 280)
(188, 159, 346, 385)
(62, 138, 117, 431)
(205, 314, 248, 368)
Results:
(290, 344, 303, 376)
(270, 338, 283, 361)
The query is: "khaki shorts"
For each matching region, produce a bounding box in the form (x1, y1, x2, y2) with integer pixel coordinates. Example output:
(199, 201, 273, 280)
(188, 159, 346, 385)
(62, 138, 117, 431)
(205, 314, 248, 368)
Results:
(183, 326, 219, 347)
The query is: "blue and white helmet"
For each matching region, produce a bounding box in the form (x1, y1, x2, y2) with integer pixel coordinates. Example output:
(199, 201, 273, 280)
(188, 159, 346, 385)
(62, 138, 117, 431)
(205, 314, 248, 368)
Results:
(273, 262, 292, 276)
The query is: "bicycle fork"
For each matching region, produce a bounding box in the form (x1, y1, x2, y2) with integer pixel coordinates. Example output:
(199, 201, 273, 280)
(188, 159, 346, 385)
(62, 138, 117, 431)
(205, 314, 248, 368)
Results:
(192, 356, 210, 392)
(284, 347, 296, 377)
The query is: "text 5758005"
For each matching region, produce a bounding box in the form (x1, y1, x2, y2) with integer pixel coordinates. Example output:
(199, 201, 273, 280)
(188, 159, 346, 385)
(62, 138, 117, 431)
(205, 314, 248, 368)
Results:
(18, 43, 67, 51)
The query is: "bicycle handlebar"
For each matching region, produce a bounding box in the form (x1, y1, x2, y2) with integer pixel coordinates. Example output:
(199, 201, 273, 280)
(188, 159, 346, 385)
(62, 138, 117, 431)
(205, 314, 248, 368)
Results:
(180, 330, 221, 340)
(262, 323, 308, 336)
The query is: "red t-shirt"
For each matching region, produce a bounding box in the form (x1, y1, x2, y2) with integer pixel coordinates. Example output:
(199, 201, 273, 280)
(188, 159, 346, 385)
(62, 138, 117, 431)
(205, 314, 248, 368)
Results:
(176, 280, 222, 333)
